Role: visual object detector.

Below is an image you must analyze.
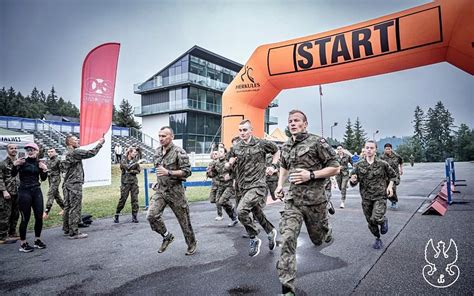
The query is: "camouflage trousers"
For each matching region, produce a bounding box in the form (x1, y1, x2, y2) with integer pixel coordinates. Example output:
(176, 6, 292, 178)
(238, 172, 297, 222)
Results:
(47, 181, 65, 211)
(0, 194, 19, 239)
(237, 186, 274, 238)
(216, 185, 236, 220)
(63, 184, 83, 236)
(361, 198, 387, 238)
(336, 174, 349, 201)
(209, 183, 222, 216)
(147, 187, 196, 247)
(116, 182, 139, 215)
(266, 180, 278, 201)
(277, 200, 330, 293)
(388, 183, 398, 203)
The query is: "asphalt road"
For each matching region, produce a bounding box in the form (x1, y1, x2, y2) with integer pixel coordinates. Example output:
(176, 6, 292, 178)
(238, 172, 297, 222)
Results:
(0, 162, 472, 295)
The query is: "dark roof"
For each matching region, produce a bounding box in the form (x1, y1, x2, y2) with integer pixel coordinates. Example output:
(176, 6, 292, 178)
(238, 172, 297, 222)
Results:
(43, 114, 79, 123)
(143, 45, 243, 83)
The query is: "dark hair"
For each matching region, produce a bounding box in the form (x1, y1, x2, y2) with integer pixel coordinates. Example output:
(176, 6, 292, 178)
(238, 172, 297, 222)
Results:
(384, 143, 392, 148)
(288, 109, 308, 122)
(160, 126, 174, 136)
(366, 139, 378, 148)
(65, 135, 75, 146)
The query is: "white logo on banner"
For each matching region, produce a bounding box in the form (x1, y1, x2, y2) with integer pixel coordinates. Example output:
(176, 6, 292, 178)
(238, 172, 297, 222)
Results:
(84, 78, 113, 104)
(423, 239, 460, 288)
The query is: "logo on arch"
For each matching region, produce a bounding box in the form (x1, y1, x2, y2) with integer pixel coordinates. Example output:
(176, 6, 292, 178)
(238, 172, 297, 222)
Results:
(236, 65, 260, 93)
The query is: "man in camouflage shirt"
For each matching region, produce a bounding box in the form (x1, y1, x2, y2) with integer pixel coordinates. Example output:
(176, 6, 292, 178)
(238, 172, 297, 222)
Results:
(350, 140, 397, 250)
(61, 135, 104, 239)
(206, 150, 222, 220)
(265, 153, 279, 201)
(0, 144, 20, 244)
(228, 120, 280, 257)
(336, 145, 353, 209)
(380, 143, 403, 209)
(207, 146, 238, 227)
(114, 147, 141, 223)
(147, 126, 197, 256)
(43, 148, 65, 219)
(275, 110, 339, 295)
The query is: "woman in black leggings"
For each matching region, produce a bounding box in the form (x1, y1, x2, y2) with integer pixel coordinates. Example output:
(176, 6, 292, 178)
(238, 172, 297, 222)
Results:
(12, 142, 48, 253)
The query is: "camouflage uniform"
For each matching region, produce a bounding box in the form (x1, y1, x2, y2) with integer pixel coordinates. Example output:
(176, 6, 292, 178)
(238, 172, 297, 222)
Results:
(147, 143, 196, 248)
(0, 157, 19, 238)
(207, 158, 236, 220)
(336, 153, 353, 202)
(228, 137, 278, 238)
(206, 160, 222, 217)
(45, 155, 65, 214)
(266, 154, 280, 201)
(61, 143, 103, 236)
(350, 158, 397, 238)
(380, 152, 403, 203)
(277, 132, 339, 294)
(116, 156, 141, 216)
(409, 155, 415, 167)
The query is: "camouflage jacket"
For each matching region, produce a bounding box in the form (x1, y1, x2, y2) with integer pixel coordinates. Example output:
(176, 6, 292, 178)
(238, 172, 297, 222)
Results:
(61, 143, 103, 187)
(265, 153, 280, 182)
(337, 153, 353, 176)
(281, 132, 339, 205)
(0, 157, 18, 195)
(206, 160, 220, 187)
(47, 156, 61, 185)
(380, 152, 403, 176)
(350, 157, 397, 200)
(153, 143, 191, 192)
(207, 158, 233, 187)
(228, 137, 278, 191)
(120, 157, 141, 184)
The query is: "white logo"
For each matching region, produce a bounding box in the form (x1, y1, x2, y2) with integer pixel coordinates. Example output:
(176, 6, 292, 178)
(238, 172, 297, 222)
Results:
(423, 239, 460, 288)
(85, 78, 112, 96)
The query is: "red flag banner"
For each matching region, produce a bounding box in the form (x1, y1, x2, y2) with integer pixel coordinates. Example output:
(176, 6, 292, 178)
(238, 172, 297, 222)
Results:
(80, 43, 120, 145)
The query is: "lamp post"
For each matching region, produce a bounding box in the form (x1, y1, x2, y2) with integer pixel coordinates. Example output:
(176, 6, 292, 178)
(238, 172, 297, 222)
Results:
(330, 122, 338, 139)
(373, 130, 379, 140)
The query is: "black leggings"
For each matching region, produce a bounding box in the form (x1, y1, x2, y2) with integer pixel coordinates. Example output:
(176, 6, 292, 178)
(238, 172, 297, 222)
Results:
(18, 186, 44, 240)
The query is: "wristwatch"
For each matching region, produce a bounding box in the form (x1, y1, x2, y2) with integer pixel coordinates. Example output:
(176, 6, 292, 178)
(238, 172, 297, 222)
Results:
(309, 171, 315, 180)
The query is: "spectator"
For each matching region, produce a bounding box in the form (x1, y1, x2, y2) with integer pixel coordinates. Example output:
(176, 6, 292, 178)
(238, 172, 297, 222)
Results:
(114, 144, 123, 163)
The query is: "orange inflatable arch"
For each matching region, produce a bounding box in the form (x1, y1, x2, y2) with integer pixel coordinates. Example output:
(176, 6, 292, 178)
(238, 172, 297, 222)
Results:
(221, 0, 473, 146)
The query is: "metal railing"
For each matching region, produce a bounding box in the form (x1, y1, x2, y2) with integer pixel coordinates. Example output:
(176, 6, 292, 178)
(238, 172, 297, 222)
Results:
(135, 98, 222, 116)
(134, 72, 230, 93)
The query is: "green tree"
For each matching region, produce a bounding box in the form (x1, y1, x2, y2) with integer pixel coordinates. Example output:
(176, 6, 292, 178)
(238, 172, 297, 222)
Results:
(343, 118, 355, 153)
(412, 105, 425, 161)
(395, 137, 414, 162)
(454, 123, 474, 161)
(353, 117, 367, 154)
(0, 87, 7, 116)
(46, 86, 59, 115)
(116, 98, 141, 129)
(424, 101, 454, 161)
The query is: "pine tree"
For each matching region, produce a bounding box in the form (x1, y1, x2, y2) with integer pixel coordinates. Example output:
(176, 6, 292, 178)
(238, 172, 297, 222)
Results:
(343, 118, 355, 153)
(46, 86, 59, 115)
(412, 106, 425, 162)
(0, 87, 7, 116)
(424, 101, 454, 161)
(116, 98, 141, 129)
(353, 117, 367, 154)
(454, 123, 474, 161)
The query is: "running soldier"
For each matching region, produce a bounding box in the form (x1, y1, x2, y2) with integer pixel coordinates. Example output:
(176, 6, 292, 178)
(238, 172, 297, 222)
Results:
(380, 143, 403, 209)
(335, 145, 353, 209)
(228, 120, 279, 257)
(61, 135, 104, 239)
(147, 126, 197, 255)
(275, 110, 339, 295)
(43, 148, 65, 219)
(114, 147, 141, 223)
(350, 140, 397, 249)
(207, 146, 238, 227)
(265, 153, 279, 201)
(206, 150, 222, 220)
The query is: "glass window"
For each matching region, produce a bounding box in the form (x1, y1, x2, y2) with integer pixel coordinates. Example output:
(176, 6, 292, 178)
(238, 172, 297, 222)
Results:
(198, 88, 206, 109)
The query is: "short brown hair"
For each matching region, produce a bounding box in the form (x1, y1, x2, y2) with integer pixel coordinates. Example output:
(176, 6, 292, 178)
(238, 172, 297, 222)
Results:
(365, 139, 377, 148)
(239, 119, 252, 126)
(288, 109, 307, 122)
(160, 126, 174, 136)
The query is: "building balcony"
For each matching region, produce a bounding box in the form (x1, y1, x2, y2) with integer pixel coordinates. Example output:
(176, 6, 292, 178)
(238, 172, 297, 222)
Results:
(135, 99, 222, 117)
(134, 72, 230, 94)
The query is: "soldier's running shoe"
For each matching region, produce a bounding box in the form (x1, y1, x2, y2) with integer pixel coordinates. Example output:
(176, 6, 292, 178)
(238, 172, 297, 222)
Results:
(249, 238, 262, 257)
(228, 219, 238, 227)
(328, 201, 335, 215)
(380, 217, 389, 235)
(373, 238, 383, 249)
(185, 241, 198, 256)
(158, 233, 175, 253)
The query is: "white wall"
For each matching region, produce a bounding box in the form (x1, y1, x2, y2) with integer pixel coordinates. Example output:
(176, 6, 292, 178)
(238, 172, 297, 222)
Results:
(141, 114, 169, 140)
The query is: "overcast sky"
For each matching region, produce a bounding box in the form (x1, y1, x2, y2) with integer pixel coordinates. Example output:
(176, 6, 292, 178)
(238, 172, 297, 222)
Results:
(1, 0, 472, 141)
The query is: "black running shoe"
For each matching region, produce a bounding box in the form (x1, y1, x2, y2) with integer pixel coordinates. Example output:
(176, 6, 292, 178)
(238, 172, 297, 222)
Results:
(19, 242, 34, 253)
(249, 238, 262, 257)
(34, 239, 47, 249)
(328, 201, 335, 215)
(380, 217, 389, 235)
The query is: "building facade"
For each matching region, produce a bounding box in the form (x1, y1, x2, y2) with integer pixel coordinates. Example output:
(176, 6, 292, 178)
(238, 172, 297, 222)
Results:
(134, 45, 277, 153)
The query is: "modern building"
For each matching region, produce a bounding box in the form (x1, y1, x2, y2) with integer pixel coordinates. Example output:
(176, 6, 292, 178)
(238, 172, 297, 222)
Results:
(134, 45, 278, 153)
